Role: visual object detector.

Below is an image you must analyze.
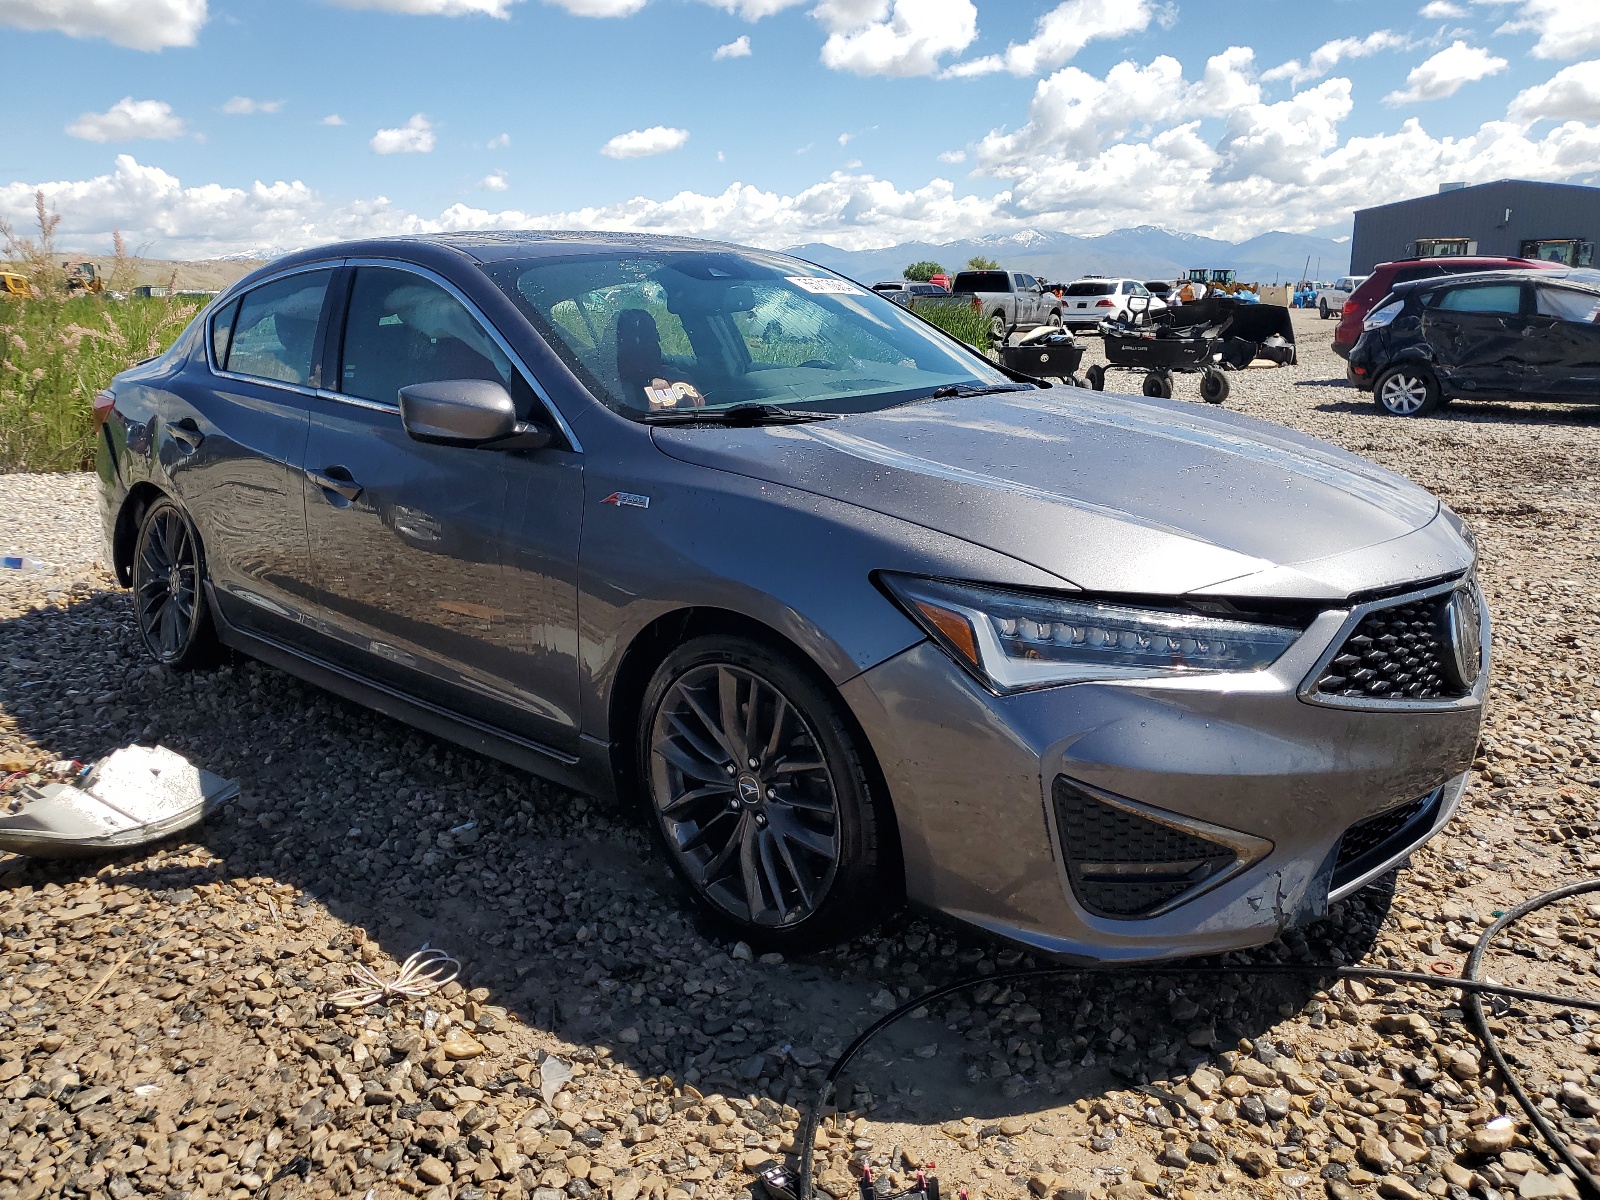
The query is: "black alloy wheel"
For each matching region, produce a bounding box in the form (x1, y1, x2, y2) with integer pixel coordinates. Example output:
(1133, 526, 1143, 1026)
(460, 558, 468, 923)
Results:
(132, 498, 217, 668)
(638, 636, 890, 948)
(1373, 365, 1441, 417)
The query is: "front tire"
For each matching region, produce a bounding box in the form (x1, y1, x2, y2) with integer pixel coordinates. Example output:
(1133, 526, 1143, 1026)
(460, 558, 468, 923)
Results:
(131, 497, 219, 669)
(1086, 363, 1105, 391)
(1373, 365, 1441, 416)
(1200, 367, 1230, 404)
(636, 636, 893, 950)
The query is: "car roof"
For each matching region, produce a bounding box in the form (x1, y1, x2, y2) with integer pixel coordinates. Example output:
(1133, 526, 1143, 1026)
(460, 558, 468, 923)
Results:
(1375, 256, 1545, 273)
(1391, 266, 1600, 294)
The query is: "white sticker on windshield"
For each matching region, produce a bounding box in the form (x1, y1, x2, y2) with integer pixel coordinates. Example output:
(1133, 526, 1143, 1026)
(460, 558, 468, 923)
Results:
(787, 276, 860, 295)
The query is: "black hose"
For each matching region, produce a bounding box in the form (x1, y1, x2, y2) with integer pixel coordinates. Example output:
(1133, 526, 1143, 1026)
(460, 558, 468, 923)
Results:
(794, 883, 1600, 1200)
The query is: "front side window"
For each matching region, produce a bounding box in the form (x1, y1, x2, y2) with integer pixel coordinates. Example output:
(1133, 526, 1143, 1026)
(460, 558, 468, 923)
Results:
(210, 298, 240, 367)
(225, 270, 333, 386)
(339, 266, 521, 408)
(1430, 284, 1523, 315)
(1536, 286, 1600, 323)
(482, 250, 1013, 416)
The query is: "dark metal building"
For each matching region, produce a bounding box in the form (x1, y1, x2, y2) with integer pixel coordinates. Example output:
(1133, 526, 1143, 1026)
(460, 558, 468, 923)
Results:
(1349, 179, 1599, 274)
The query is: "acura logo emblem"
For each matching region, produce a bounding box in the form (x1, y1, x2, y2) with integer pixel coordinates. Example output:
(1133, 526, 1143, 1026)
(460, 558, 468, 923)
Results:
(1442, 584, 1482, 691)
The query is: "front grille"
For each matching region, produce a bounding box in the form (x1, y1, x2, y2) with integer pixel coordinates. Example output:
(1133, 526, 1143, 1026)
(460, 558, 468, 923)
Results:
(1053, 778, 1237, 919)
(1331, 788, 1441, 891)
(1314, 593, 1462, 701)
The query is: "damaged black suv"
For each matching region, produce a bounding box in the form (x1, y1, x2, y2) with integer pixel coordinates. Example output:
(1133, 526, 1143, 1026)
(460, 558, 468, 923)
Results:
(1349, 267, 1600, 416)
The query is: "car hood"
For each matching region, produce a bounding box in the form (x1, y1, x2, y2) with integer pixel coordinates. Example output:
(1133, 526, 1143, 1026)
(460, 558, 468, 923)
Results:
(650, 389, 1449, 598)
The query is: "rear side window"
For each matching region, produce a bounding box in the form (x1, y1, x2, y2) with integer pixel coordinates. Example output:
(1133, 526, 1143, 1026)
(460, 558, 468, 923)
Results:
(1536, 286, 1600, 323)
(210, 298, 240, 367)
(226, 270, 333, 386)
(1066, 282, 1115, 296)
(1430, 284, 1523, 314)
(952, 271, 1010, 292)
(338, 266, 521, 408)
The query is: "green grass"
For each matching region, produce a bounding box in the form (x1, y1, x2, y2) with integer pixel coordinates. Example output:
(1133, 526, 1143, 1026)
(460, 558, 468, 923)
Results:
(0, 292, 199, 472)
(910, 295, 993, 353)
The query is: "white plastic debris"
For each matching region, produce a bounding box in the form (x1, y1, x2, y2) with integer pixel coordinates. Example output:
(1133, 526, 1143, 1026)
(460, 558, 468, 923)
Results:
(539, 1056, 573, 1104)
(0, 744, 238, 857)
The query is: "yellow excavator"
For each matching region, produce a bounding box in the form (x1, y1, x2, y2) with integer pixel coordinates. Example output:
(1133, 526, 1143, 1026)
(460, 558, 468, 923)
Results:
(1, 271, 29, 298)
(1183, 268, 1259, 300)
(63, 261, 104, 294)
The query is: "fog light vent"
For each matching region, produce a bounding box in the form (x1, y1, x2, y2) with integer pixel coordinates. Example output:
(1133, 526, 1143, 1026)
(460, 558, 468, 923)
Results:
(1052, 777, 1244, 919)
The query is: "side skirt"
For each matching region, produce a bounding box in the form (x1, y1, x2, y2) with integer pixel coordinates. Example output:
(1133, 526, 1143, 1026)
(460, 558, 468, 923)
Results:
(206, 585, 617, 803)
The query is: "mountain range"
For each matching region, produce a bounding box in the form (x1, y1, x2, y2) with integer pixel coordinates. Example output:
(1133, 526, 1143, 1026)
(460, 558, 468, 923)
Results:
(785, 226, 1354, 286)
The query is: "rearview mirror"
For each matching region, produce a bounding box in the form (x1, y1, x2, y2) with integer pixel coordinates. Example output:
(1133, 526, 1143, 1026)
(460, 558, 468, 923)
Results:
(399, 379, 551, 451)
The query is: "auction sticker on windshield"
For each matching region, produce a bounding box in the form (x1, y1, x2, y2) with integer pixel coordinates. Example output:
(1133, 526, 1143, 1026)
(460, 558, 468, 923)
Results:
(787, 277, 860, 294)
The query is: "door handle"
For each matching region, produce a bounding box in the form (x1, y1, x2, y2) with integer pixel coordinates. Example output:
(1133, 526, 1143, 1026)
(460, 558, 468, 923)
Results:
(306, 465, 363, 502)
(169, 417, 203, 450)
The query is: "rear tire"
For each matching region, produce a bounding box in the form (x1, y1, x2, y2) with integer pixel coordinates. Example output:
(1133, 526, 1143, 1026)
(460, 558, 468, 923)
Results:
(1373, 365, 1441, 416)
(1318, 300, 1330, 319)
(636, 635, 894, 951)
(1142, 371, 1172, 399)
(1086, 364, 1105, 391)
(131, 497, 220, 669)
(989, 312, 1008, 344)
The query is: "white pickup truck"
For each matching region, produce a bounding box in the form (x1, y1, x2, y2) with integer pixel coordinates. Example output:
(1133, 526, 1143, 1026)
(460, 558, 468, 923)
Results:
(1315, 276, 1367, 320)
(946, 269, 1063, 342)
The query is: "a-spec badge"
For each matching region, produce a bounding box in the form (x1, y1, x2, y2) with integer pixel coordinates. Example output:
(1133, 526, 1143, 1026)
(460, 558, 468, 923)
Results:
(600, 491, 650, 509)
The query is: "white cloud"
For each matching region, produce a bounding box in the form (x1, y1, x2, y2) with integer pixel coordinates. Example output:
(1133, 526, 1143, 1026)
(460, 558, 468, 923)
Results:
(1493, 0, 1600, 61)
(714, 34, 751, 58)
(222, 96, 282, 115)
(1419, 1, 1464, 15)
(937, 149, 966, 162)
(838, 131, 854, 145)
(1260, 30, 1411, 88)
(817, 0, 977, 77)
(540, 0, 648, 13)
(371, 114, 435, 154)
(700, 0, 804, 16)
(479, 170, 510, 191)
(0, 0, 205, 50)
(322, 114, 346, 126)
(1384, 41, 1507, 104)
(600, 126, 690, 158)
(332, 0, 518, 15)
(487, 132, 511, 148)
(945, 0, 1152, 79)
(66, 97, 186, 142)
(1509, 60, 1600, 122)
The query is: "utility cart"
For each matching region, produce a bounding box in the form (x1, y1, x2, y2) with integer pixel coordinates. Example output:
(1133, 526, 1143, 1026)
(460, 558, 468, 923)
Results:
(1085, 297, 1232, 403)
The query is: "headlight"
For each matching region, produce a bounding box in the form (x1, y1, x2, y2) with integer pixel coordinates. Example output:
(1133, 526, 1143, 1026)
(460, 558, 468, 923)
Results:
(1362, 299, 1403, 331)
(881, 575, 1302, 693)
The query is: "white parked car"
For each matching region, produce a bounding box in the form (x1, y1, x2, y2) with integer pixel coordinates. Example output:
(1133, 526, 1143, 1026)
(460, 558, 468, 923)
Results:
(1060, 277, 1168, 329)
(1315, 276, 1368, 320)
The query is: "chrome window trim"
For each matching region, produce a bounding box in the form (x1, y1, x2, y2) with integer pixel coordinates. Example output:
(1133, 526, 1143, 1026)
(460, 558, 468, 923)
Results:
(1297, 573, 1490, 712)
(339, 256, 583, 453)
(315, 388, 396, 415)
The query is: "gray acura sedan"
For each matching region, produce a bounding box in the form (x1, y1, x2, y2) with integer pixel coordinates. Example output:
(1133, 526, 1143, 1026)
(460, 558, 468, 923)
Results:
(95, 232, 1489, 957)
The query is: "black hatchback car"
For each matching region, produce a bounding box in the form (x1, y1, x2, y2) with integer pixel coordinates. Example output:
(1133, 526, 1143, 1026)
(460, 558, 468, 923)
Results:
(1348, 267, 1600, 415)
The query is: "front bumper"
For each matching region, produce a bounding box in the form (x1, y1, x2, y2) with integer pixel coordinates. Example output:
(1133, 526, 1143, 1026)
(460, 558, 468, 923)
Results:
(841, 589, 1487, 961)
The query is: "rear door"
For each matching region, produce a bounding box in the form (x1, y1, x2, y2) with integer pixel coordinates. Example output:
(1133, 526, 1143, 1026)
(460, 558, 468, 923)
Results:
(180, 266, 334, 643)
(301, 261, 584, 755)
(1011, 273, 1034, 324)
(1419, 281, 1530, 397)
(1524, 284, 1600, 398)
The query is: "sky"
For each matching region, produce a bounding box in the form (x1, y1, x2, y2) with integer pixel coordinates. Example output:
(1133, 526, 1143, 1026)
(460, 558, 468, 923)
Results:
(3, 0, 1600, 258)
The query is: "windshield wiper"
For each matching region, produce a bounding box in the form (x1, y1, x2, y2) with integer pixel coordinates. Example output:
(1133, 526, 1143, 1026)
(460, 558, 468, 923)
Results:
(637, 403, 840, 426)
(927, 382, 1037, 399)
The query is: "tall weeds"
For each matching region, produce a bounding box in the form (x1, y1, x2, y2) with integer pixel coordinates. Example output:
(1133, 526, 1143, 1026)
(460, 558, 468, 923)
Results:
(1, 193, 198, 472)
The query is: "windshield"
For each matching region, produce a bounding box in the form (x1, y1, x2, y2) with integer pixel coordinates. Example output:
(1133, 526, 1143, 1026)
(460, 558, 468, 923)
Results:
(481, 249, 1014, 417)
(1065, 281, 1115, 296)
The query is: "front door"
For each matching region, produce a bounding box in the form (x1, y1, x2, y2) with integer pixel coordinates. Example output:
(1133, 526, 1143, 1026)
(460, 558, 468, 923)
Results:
(1524, 283, 1600, 399)
(301, 263, 583, 755)
(1420, 281, 1529, 397)
(179, 267, 333, 641)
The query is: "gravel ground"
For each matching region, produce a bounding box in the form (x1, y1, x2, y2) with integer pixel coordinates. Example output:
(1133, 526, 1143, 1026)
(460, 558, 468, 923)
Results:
(2, 309, 1600, 1200)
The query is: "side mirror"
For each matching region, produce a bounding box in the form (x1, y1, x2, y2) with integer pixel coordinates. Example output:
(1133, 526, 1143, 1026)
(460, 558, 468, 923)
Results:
(399, 379, 551, 451)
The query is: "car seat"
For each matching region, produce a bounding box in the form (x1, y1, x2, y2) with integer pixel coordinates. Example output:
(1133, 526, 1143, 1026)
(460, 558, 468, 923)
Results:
(616, 309, 664, 391)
